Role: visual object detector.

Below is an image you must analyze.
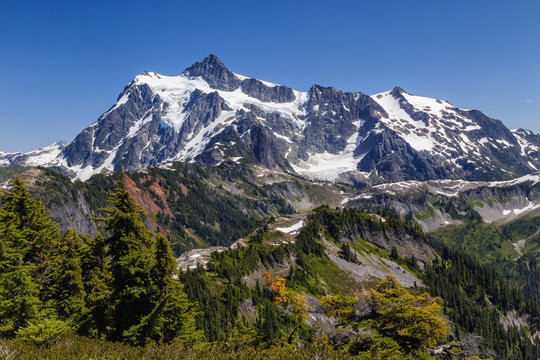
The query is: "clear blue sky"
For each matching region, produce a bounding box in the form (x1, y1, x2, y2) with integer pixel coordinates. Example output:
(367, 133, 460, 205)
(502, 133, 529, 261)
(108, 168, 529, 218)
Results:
(1, 0, 539, 152)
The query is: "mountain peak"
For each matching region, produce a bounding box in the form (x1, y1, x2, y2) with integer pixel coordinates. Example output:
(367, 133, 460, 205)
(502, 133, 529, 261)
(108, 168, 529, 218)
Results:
(3, 56, 539, 184)
(389, 86, 407, 97)
(182, 54, 241, 91)
(203, 54, 224, 65)
(190, 54, 227, 72)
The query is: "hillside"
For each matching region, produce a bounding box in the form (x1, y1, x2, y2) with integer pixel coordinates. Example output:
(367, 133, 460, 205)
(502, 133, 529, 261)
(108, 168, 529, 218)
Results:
(2, 174, 539, 359)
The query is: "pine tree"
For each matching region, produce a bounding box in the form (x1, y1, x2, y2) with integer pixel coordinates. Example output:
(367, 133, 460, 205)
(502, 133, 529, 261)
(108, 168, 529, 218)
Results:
(0, 176, 59, 269)
(0, 177, 56, 337)
(80, 232, 112, 337)
(49, 229, 86, 322)
(153, 233, 199, 343)
(94, 172, 156, 340)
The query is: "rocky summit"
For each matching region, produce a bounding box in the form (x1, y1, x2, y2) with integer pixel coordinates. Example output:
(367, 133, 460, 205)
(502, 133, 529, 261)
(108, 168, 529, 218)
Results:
(1, 55, 539, 184)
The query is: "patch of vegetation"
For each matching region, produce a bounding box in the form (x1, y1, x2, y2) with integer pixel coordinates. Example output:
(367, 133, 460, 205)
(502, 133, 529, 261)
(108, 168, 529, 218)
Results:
(469, 200, 484, 208)
(305, 256, 360, 295)
(338, 243, 360, 264)
(429, 215, 540, 303)
(425, 243, 540, 359)
(0, 165, 28, 182)
(23, 163, 296, 252)
(415, 206, 435, 221)
(349, 237, 380, 255)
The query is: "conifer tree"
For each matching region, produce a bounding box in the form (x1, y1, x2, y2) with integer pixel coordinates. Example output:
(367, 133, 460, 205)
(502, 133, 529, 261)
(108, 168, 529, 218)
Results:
(0, 176, 59, 269)
(155, 234, 199, 343)
(95, 172, 198, 344)
(0, 257, 42, 337)
(367, 275, 449, 351)
(257, 301, 281, 342)
(49, 229, 86, 322)
(0, 177, 56, 337)
(153, 233, 175, 290)
(95, 171, 156, 340)
(80, 232, 112, 337)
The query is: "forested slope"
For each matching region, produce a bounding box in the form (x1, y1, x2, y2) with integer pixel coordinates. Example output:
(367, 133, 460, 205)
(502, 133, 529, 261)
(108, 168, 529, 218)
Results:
(1, 169, 539, 359)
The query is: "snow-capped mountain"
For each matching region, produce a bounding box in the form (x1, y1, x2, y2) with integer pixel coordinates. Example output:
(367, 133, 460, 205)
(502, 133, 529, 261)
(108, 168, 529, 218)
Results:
(342, 171, 540, 231)
(1, 55, 538, 183)
(0, 142, 67, 168)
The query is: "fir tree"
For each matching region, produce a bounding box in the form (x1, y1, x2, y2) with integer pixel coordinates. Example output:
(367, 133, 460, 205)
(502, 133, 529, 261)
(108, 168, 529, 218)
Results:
(0, 176, 59, 269)
(94, 172, 198, 344)
(153, 233, 199, 343)
(0, 177, 57, 337)
(95, 172, 156, 340)
(80, 232, 112, 337)
(339, 243, 359, 264)
(49, 230, 86, 322)
(0, 259, 42, 337)
(153, 233, 175, 290)
(258, 301, 281, 343)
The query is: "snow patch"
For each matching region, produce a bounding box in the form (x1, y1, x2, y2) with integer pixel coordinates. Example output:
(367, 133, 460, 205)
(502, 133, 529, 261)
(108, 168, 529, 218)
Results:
(135, 73, 309, 134)
(276, 221, 304, 234)
(291, 151, 365, 182)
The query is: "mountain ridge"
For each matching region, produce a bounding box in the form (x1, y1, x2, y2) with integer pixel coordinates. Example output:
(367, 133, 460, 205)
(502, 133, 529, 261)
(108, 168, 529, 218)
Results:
(1, 55, 539, 184)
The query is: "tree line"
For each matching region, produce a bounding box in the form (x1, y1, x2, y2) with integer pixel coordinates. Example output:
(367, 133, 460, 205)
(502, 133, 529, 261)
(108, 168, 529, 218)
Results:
(0, 174, 198, 346)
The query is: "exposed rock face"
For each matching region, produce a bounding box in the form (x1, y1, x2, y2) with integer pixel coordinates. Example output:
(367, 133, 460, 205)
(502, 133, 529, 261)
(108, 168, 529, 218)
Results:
(355, 127, 453, 181)
(513, 128, 540, 164)
(343, 172, 540, 231)
(182, 54, 241, 91)
(240, 78, 295, 103)
(302, 85, 379, 154)
(63, 83, 234, 175)
(1, 55, 539, 184)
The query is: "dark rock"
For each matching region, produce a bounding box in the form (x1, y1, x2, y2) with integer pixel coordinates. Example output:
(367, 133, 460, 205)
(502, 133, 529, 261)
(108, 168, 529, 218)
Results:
(240, 78, 295, 103)
(182, 54, 241, 91)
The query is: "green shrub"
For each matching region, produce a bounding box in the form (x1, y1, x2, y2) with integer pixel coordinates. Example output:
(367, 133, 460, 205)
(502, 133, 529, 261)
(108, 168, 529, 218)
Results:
(15, 318, 71, 347)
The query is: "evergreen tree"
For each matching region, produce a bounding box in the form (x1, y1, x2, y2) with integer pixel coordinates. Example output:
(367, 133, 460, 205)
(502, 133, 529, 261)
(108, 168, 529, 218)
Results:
(0, 176, 59, 270)
(94, 172, 198, 344)
(257, 301, 281, 342)
(0, 259, 42, 337)
(95, 172, 156, 340)
(339, 243, 359, 263)
(49, 230, 86, 323)
(367, 275, 449, 351)
(153, 233, 199, 343)
(153, 233, 175, 290)
(0, 176, 57, 337)
(80, 232, 112, 337)
(390, 246, 399, 260)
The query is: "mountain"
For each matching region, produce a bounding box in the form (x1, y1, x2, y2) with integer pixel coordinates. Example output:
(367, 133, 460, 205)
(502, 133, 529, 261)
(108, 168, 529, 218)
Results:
(341, 171, 540, 297)
(2, 55, 540, 359)
(7, 161, 350, 252)
(1, 54, 539, 184)
(3, 168, 538, 359)
(343, 171, 540, 229)
(0, 142, 66, 168)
